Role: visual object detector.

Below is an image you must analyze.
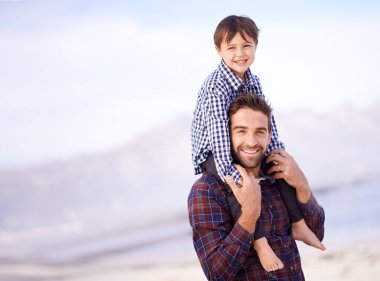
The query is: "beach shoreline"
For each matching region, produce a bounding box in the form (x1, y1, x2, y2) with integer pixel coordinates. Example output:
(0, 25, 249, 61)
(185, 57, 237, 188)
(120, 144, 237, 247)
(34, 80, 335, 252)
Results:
(1, 242, 379, 281)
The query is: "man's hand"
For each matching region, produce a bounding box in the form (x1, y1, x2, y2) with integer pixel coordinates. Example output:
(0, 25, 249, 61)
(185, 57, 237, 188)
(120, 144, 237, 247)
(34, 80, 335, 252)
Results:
(266, 149, 311, 204)
(225, 164, 261, 233)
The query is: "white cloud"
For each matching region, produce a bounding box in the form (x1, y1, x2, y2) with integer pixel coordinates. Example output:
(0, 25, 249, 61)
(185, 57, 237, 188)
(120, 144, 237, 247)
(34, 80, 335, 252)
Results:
(0, 15, 216, 165)
(255, 17, 380, 111)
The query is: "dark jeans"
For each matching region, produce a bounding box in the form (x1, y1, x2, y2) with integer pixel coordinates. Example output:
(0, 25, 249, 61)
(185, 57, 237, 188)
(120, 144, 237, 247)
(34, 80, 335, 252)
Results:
(201, 154, 303, 240)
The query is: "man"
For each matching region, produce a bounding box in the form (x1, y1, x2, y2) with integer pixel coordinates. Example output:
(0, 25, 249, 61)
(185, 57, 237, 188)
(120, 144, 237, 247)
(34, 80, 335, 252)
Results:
(188, 94, 325, 281)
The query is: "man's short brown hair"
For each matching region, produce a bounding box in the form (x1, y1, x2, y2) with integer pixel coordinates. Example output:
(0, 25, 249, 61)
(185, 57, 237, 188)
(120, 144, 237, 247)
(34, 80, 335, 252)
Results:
(228, 94, 272, 132)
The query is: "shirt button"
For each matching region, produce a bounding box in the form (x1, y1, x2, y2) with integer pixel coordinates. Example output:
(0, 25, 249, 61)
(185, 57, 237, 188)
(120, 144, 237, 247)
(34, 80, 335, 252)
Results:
(290, 266, 294, 271)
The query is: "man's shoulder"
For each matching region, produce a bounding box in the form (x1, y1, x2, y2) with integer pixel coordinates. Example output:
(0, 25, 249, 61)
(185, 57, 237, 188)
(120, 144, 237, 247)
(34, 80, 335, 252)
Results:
(190, 172, 227, 197)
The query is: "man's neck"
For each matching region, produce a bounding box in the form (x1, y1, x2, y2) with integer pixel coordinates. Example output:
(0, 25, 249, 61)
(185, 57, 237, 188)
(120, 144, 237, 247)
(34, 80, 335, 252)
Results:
(246, 166, 261, 179)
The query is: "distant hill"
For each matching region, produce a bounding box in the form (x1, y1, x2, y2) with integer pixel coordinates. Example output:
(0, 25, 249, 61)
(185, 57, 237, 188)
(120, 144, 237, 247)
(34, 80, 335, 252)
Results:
(0, 115, 195, 230)
(0, 102, 379, 231)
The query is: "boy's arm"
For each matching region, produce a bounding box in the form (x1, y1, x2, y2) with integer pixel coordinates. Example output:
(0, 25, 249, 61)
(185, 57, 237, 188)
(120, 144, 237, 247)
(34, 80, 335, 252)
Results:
(204, 91, 240, 183)
(267, 113, 286, 152)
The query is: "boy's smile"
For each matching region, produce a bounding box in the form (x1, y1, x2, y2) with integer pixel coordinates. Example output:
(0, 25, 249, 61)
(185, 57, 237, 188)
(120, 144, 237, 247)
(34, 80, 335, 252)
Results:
(216, 32, 256, 80)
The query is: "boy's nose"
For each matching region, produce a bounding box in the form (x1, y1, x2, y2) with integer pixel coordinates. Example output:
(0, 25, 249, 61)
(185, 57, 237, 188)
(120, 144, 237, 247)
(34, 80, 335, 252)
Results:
(236, 47, 244, 56)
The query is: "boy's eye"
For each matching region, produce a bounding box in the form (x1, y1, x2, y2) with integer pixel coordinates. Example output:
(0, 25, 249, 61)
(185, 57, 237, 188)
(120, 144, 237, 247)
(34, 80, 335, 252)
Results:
(227, 47, 235, 50)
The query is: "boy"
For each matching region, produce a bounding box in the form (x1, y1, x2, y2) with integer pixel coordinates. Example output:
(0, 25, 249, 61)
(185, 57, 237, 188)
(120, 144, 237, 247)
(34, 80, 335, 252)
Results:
(191, 15, 325, 272)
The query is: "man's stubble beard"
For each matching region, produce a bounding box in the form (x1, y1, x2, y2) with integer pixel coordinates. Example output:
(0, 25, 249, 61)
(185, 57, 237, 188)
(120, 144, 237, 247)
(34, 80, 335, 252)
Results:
(231, 146, 265, 170)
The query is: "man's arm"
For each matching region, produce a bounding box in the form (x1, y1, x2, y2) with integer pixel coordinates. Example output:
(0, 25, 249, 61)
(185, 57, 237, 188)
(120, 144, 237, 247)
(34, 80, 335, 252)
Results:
(297, 193, 325, 241)
(188, 182, 252, 281)
(266, 149, 325, 240)
(188, 166, 261, 281)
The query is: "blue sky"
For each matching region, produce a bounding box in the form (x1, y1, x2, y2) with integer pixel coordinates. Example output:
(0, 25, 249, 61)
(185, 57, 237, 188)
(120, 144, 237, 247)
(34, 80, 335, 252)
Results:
(0, 0, 379, 167)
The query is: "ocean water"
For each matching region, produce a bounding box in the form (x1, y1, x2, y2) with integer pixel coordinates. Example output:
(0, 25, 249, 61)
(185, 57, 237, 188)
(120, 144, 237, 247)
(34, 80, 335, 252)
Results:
(0, 177, 379, 266)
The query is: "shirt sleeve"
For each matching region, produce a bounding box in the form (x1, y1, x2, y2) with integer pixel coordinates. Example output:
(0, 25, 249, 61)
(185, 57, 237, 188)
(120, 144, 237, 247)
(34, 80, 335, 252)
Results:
(253, 76, 285, 152)
(188, 181, 253, 281)
(297, 193, 325, 241)
(203, 89, 241, 183)
(267, 113, 286, 152)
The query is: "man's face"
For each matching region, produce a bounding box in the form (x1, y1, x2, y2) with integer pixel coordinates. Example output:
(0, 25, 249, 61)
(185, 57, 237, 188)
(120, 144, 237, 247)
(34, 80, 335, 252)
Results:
(230, 107, 272, 172)
(217, 32, 256, 80)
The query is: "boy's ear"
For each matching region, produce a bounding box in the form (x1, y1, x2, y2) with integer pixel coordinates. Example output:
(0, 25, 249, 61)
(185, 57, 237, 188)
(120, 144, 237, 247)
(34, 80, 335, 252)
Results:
(215, 45, 222, 57)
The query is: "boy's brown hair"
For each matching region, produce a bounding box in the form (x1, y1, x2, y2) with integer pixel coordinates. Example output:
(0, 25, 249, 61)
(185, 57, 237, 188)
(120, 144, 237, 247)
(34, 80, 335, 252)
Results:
(214, 15, 260, 49)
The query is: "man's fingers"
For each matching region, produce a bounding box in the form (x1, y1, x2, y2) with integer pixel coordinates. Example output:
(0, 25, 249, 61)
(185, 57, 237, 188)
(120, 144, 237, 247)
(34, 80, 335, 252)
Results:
(234, 164, 249, 179)
(270, 148, 290, 159)
(271, 172, 284, 180)
(225, 175, 238, 191)
(266, 153, 281, 163)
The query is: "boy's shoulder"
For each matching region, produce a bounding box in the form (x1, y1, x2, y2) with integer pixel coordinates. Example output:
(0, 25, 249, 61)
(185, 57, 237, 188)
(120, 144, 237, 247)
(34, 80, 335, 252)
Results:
(201, 67, 227, 91)
(200, 62, 262, 94)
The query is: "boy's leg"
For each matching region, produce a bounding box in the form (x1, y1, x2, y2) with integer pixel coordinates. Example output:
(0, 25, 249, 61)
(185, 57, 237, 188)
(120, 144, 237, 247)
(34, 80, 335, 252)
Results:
(271, 168, 325, 250)
(276, 179, 303, 223)
(261, 156, 303, 223)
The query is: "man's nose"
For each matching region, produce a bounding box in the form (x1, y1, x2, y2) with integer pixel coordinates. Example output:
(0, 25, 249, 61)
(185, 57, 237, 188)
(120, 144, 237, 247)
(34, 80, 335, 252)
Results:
(245, 133, 258, 146)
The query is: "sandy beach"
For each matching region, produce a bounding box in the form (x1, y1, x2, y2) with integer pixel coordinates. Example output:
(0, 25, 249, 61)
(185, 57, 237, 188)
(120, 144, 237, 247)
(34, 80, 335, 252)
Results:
(1, 241, 379, 281)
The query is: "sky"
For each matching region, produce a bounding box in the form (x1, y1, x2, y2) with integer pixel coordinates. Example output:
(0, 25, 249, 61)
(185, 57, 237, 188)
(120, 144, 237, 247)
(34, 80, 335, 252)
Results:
(0, 0, 379, 167)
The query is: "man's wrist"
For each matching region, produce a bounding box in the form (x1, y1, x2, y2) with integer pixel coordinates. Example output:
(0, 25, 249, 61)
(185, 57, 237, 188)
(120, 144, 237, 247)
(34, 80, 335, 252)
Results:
(238, 207, 259, 234)
(295, 181, 312, 204)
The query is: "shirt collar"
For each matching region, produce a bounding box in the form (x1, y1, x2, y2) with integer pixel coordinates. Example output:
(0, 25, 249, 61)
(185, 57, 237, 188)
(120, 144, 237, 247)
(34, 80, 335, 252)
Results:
(218, 59, 257, 91)
(258, 169, 276, 185)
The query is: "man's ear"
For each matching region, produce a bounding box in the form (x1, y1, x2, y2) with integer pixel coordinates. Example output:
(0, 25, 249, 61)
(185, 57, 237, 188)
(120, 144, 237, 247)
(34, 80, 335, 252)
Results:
(267, 131, 273, 145)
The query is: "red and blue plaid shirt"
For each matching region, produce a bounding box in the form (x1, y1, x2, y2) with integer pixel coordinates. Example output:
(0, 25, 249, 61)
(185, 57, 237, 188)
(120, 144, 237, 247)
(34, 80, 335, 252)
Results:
(188, 172, 325, 281)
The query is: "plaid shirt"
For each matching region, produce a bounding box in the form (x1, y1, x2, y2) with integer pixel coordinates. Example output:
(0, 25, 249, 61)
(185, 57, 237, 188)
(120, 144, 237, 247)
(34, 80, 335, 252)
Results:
(191, 60, 285, 183)
(188, 172, 325, 281)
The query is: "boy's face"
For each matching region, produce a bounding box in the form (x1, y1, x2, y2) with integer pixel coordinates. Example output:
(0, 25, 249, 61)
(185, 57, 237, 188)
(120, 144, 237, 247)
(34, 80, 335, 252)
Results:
(217, 32, 256, 80)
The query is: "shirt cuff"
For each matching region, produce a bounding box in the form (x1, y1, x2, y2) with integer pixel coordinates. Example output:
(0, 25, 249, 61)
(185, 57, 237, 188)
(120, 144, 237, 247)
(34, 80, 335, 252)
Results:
(298, 193, 319, 216)
(229, 168, 242, 184)
(225, 222, 253, 251)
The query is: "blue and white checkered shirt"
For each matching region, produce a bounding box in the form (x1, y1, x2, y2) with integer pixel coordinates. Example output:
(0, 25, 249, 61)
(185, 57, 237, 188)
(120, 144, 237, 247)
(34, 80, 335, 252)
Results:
(191, 60, 285, 183)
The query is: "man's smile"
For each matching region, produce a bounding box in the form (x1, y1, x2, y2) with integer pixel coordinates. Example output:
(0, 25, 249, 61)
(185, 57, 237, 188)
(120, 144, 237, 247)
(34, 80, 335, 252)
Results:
(240, 146, 261, 155)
